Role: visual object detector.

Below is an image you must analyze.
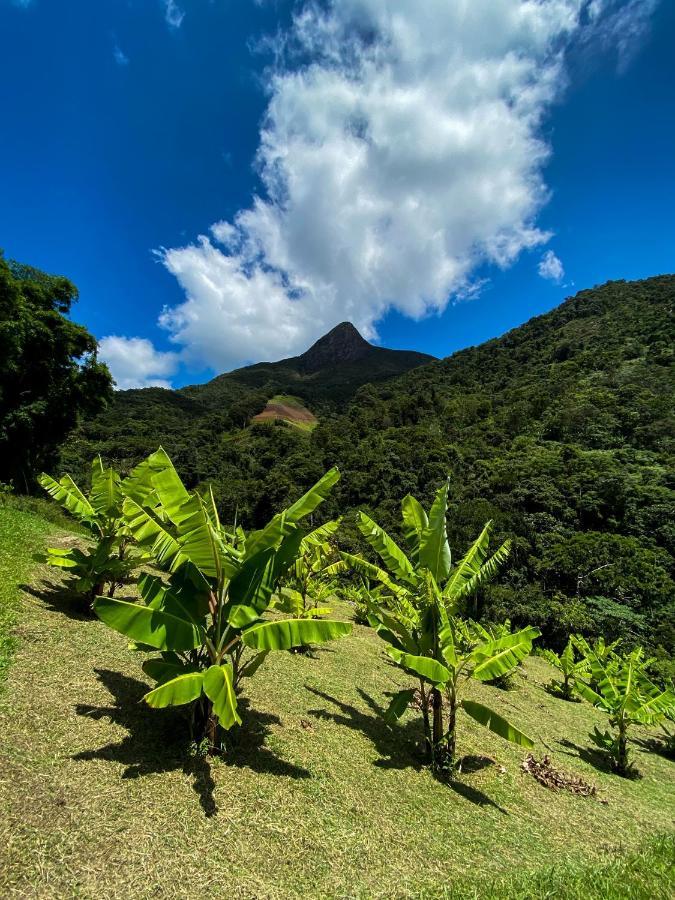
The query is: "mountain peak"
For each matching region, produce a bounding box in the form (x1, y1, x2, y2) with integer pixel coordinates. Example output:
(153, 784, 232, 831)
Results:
(297, 321, 372, 372)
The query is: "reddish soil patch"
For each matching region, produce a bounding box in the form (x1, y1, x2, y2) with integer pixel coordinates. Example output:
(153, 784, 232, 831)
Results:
(252, 402, 317, 425)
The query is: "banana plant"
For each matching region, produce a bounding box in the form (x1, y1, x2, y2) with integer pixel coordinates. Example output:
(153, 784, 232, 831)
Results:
(39, 457, 149, 606)
(541, 637, 590, 701)
(462, 619, 532, 689)
(342, 482, 539, 768)
(274, 519, 345, 620)
(575, 647, 674, 775)
(92, 449, 352, 751)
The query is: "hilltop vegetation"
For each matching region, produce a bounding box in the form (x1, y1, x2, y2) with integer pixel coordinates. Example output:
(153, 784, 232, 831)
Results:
(60, 276, 675, 664)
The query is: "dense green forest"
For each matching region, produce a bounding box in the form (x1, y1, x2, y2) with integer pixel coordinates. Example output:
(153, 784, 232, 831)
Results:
(0, 252, 112, 488)
(61, 275, 674, 662)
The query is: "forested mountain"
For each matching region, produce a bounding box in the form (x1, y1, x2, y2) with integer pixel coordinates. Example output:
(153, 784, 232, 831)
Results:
(62, 321, 434, 469)
(61, 275, 674, 662)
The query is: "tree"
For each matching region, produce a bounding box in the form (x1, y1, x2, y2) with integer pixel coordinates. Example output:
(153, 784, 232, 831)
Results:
(0, 253, 112, 489)
(92, 449, 352, 751)
(343, 482, 538, 768)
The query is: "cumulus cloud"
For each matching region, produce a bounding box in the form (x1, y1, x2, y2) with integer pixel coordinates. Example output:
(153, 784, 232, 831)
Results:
(538, 249, 565, 282)
(162, 0, 185, 30)
(119, 0, 657, 379)
(99, 336, 179, 390)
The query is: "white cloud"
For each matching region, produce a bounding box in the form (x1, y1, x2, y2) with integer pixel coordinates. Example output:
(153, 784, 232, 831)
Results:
(113, 43, 129, 67)
(538, 249, 565, 282)
(581, 0, 658, 73)
(138, 0, 658, 376)
(98, 336, 179, 390)
(162, 0, 185, 30)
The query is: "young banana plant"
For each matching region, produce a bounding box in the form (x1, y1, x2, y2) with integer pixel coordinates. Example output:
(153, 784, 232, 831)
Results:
(343, 482, 539, 768)
(541, 637, 589, 701)
(91, 448, 352, 752)
(39, 456, 150, 606)
(574, 647, 674, 775)
(274, 519, 345, 620)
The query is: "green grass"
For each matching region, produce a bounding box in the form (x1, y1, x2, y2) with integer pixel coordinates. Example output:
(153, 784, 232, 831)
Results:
(0, 507, 673, 898)
(0, 502, 55, 687)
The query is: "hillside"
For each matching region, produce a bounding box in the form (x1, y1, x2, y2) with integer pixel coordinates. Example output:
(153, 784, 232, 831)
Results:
(60, 275, 674, 660)
(251, 395, 318, 432)
(62, 322, 434, 476)
(0, 515, 673, 897)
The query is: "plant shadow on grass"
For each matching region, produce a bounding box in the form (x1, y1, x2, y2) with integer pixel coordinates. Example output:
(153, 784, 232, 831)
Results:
(557, 737, 641, 779)
(72, 669, 310, 818)
(306, 686, 507, 812)
(20, 579, 91, 621)
(631, 735, 675, 761)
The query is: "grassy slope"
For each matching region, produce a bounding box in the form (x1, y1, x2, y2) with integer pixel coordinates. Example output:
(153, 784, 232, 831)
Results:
(0, 510, 673, 899)
(0, 500, 57, 686)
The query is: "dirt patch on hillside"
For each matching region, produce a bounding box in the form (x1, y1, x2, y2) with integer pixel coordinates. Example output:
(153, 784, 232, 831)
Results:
(252, 402, 317, 425)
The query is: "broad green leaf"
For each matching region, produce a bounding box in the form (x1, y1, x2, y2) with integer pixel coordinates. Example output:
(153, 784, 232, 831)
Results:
(144, 671, 204, 708)
(367, 613, 408, 654)
(175, 494, 237, 579)
(227, 604, 261, 628)
(137, 571, 208, 626)
(357, 512, 416, 583)
(439, 622, 457, 668)
(471, 626, 540, 681)
(229, 530, 305, 613)
(45, 547, 79, 569)
(119, 457, 157, 506)
(123, 497, 185, 570)
(39, 473, 94, 523)
(301, 519, 340, 549)
(461, 700, 534, 748)
(245, 468, 340, 556)
(241, 618, 352, 651)
(443, 521, 510, 604)
(93, 596, 203, 651)
(369, 606, 417, 653)
(203, 663, 241, 729)
(401, 494, 428, 564)
(560, 638, 575, 676)
(574, 678, 605, 707)
(419, 481, 452, 583)
(89, 457, 122, 517)
(147, 448, 191, 526)
(383, 688, 416, 724)
(142, 658, 199, 684)
(386, 647, 450, 685)
(340, 551, 409, 597)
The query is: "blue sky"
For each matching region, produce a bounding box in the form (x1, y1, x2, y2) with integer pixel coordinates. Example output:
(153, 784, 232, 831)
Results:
(1, 0, 673, 388)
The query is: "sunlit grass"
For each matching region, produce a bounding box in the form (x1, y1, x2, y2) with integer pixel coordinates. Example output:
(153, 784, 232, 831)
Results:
(0, 507, 673, 899)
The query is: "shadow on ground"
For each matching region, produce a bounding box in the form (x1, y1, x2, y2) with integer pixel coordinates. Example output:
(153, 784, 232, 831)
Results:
(557, 737, 642, 779)
(306, 686, 507, 812)
(73, 668, 311, 817)
(20, 579, 91, 621)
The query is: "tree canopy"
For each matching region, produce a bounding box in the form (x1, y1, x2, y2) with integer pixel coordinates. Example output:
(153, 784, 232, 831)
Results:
(0, 253, 112, 489)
